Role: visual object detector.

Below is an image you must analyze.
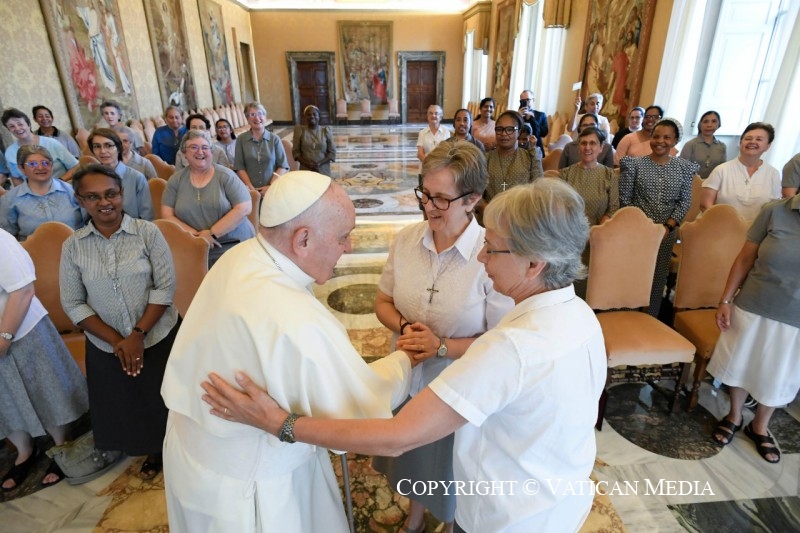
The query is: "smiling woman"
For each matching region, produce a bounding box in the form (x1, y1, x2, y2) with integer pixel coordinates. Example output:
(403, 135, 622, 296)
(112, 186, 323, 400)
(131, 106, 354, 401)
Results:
(89, 128, 153, 220)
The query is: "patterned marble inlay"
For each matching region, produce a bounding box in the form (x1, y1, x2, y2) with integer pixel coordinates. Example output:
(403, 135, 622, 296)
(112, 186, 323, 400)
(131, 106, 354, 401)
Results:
(604, 383, 723, 460)
(328, 283, 379, 314)
(669, 496, 800, 532)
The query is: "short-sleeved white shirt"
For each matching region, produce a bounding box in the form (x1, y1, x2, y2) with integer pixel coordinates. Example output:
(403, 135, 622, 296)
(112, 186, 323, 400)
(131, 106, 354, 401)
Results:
(429, 286, 606, 532)
(417, 126, 451, 171)
(703, 158, 781, 222)
(0, 229, 48, 340)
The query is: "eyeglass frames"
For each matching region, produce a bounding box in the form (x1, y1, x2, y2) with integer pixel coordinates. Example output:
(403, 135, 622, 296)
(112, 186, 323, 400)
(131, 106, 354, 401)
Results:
(414, 188, 473, 210)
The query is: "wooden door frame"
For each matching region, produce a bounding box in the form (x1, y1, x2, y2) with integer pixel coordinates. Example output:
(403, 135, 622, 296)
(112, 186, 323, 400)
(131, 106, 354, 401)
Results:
(398, 51, 446, 124)
(286, 52, 337, 124)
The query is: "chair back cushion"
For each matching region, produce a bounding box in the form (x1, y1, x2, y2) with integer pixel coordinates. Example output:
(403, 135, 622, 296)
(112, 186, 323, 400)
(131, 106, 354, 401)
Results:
(282, 139, 300, 171)
(683, 175, 704, 224)
(360, 99, 372, 115)
(78, 155, 100, 167)
(674, 204, 748, 309)
(586, 206, 663, 310)
(148, 177, 168, 220)
(542, 148, 562, 171)
(154, 220, 208, 317)
(144, 153, 177, 181)
(20, 222, 77, 333)
(336, 99, 348, 117)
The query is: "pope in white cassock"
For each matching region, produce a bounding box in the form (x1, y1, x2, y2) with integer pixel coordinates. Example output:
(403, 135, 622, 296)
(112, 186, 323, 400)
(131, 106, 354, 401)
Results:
(160, 171, 413, 532)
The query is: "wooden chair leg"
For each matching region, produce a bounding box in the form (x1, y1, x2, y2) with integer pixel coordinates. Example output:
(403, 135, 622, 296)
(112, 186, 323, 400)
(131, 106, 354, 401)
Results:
(687, 357, 709, 412)
(670, 362, 692, 413)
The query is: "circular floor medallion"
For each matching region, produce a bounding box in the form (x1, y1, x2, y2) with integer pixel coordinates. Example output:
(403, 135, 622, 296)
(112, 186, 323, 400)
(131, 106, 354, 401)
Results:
(327, 284, 379, 314)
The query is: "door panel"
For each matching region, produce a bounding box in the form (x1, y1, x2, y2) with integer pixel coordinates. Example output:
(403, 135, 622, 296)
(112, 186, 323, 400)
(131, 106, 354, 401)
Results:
(406, 61, 437, 122)
(296, 61, 331, 124)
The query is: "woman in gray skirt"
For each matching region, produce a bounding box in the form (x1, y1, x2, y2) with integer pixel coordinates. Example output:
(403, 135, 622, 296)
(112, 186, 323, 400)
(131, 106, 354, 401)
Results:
(0, 228, 88, 490)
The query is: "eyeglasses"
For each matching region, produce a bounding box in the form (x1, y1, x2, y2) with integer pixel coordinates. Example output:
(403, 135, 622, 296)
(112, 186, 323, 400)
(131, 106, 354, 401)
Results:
(495, 126, 519, 135)
(24, 160, 52, 169)
(482, 239, 512, 254)
(186, 145, 212, 152)
(92, 142, 117, 151)
(644, 114, 662, 120)
(414, 188, 473, 210)
(77, 190, 121, 203)
(246, 112, 266, 118)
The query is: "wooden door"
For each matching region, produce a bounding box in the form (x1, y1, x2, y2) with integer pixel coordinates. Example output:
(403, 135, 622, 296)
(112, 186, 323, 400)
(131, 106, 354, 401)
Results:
(296, 61, 331, 124)
(406, 61, 437, 122)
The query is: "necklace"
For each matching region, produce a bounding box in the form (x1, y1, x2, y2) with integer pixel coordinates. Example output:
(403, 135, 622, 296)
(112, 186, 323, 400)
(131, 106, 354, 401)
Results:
(308, 127, 323, 151)
(256, 235, 282, 271)
(190, 170, 212, 201)
(495, 150, 519, 192)
(94, 235, 121, 295)
(426, 248, 460, 304)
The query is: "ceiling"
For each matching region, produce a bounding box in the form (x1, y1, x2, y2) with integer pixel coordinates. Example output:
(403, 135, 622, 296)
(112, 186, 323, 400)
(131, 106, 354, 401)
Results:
(231, 0, 480, 13)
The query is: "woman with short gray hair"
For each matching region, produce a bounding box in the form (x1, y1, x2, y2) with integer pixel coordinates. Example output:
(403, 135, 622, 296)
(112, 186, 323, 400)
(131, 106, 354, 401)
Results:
(162, 129, 254, 266)
(233, 102, 288, 195)
(201, 179, 607, 533)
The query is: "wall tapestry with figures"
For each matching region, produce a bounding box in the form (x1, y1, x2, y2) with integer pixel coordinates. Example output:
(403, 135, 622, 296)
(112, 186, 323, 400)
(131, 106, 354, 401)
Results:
(143, 0, 198, 112)
(197, 0, 233, 106)
(339, 21, 391, 105)
(40, 0, 139, 128)
(580, 0, 656, 130)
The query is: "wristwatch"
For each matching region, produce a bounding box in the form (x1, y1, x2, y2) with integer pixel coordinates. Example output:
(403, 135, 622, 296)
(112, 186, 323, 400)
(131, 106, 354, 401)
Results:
(0, 331, 13, 341)
(278, 413, 302, 443)
(436, 337, 448, 358)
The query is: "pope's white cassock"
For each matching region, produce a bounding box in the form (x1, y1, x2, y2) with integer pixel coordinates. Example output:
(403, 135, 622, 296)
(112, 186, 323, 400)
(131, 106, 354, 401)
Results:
(161, 233, 412, 532)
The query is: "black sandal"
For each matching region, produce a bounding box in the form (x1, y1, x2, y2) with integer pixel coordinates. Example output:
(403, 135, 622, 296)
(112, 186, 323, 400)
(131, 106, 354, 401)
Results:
(1, 451, 38, 492)
(711, 417, 742, 446)
(744, 423, 781, 464)
(139, 455, 163, 481)
(41, 459, 65, 488)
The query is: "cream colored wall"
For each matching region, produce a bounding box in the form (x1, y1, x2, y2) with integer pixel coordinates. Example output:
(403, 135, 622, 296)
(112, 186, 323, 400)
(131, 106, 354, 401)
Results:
(555, 1, 674, 124)
(220, 0, 255, 105)
(249, 11, 464, 121)
(0, 3, 70, 133)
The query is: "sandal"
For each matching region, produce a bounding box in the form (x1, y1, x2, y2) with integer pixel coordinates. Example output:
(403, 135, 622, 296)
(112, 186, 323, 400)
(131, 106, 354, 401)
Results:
(1, 451, 38, 492)
(744, 423, 781, 464)
(41, 459, 65, 488)
(139, 455, 163, 481)
(711, 417, 742, 446)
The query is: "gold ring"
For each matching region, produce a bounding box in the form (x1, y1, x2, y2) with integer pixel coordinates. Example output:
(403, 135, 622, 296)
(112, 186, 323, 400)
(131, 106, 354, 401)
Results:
(224, 407, 229, 416)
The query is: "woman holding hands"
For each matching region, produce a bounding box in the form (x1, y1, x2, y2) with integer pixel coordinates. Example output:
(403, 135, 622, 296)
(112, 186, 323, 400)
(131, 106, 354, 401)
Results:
(373, 142, 512, 533)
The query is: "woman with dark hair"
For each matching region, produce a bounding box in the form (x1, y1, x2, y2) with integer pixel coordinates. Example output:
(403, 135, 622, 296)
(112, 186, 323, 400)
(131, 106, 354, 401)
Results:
(485, 111, 543, 200)
(32, 105, 81, 158)
(89, 128, 153, 220)
(472, 97, 497, 150)
(615, 105, 677, 164)
(620, 118, 698, 317)
(214, 118, 237, 169)
(60, 164, 179, 480)
(0, 145, 83, 240)
(292, 105, 336, 177)
(612, 106, 644, 149)
(372, 142, 512, 533)
(2, 108, 78, 185)
(445, 108, 485, 152)
(0, 228, 88, 490)
(681, 111, 727, 179)
(558, 113, 616, 169)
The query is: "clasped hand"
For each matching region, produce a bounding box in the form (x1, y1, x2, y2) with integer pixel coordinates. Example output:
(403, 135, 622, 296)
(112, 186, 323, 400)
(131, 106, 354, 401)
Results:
(196, 229, 221, 249)
(114, 334, 144, 376)
(396, 322, 439, 363)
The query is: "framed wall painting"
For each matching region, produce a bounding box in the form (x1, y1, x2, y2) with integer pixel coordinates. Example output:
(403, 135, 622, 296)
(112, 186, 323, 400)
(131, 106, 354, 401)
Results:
(40, 0, 139, 128)
(338, 21, 391, 105)
(491, 0, 518, 109)
(197, 0, 234, 106)
(142, 0, 198, 112)
(579, 0, 657, 129)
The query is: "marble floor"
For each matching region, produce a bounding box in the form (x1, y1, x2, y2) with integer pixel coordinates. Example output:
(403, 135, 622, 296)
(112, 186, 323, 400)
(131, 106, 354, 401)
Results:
(3, 125, 799, 532)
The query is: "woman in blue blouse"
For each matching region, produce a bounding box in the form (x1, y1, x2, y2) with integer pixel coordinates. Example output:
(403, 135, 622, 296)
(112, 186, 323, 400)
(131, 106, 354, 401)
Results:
(0, 145, 82, 240)
(60, 164, 179, 480)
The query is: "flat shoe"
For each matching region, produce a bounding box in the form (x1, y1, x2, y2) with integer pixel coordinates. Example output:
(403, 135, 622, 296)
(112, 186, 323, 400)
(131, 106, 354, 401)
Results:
(41, 459, 65, 488)
(744, 423, 780, 463)
(1, 450, 38, 492)
(711, 417, 742, 446)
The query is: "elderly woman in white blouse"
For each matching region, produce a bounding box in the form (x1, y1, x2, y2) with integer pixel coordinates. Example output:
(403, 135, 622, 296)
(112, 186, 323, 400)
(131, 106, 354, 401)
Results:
(700, 122, 781, 223)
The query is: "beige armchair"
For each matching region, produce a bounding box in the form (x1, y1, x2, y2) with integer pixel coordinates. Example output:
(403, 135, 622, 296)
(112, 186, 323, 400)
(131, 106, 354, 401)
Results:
(154, 219, 209, 318)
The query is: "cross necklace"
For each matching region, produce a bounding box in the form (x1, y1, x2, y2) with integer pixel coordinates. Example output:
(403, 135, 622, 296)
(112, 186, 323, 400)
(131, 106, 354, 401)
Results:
(426, 248, 459, 304)
(94, 236, 121, 295)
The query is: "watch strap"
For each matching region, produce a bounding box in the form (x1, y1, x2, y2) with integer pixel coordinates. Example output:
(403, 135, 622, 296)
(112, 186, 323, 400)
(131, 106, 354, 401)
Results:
(278, 412, 301, 443)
